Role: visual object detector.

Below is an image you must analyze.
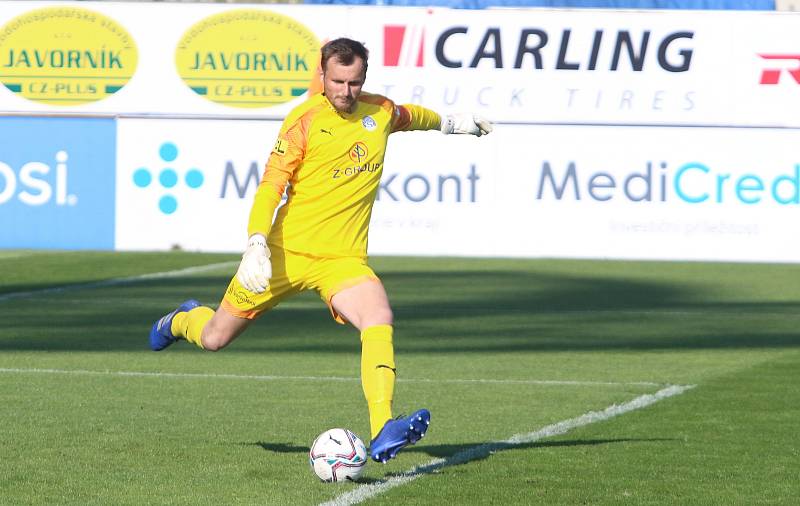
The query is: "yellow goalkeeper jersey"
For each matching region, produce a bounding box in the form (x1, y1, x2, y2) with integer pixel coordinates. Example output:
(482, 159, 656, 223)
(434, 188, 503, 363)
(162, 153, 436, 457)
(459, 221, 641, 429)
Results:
(247, 92, 441, 258)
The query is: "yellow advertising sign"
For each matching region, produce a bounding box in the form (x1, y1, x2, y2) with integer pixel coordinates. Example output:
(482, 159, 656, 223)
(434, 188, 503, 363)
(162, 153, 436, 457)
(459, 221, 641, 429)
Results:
(175, 9, 321, 109)
(0, 6, 138, 106)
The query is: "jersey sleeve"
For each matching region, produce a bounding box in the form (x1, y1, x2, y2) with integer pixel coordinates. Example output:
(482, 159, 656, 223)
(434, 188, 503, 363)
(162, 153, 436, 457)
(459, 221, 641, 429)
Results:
(246, 116, 310, 238)
(391, 103, 442, 133)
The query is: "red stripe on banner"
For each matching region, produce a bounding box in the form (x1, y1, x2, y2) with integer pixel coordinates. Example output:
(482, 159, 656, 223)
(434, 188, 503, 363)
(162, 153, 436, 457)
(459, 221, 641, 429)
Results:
(758, 54, 800, 85)
(416, 31, 425, 67)
(384, 26, 406, 67)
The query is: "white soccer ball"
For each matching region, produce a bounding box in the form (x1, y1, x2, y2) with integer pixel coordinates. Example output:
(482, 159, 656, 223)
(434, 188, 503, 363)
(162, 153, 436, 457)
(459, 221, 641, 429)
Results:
(309, 428, 368, 482)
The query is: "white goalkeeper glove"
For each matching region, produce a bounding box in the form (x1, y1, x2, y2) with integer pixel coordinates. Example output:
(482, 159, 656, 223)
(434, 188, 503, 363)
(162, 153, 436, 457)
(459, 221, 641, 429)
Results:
(440, 113, 493, 137)
(236, 234, 271, 294)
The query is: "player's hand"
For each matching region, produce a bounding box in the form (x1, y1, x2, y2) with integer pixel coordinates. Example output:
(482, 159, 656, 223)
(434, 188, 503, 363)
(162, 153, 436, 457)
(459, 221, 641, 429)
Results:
(440, 113, 493, 137)
(236, 234, 271, 293)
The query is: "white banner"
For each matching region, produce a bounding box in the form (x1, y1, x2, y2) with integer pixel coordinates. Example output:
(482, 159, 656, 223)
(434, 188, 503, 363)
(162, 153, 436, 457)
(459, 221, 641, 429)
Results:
(1, 2, 799, 127)
(0, 2, 347, 118)
(115, 118, 278, 251)
(116, 118, 800, 262)
(365, 8, 800, 128)
(373, 124, 800, 262)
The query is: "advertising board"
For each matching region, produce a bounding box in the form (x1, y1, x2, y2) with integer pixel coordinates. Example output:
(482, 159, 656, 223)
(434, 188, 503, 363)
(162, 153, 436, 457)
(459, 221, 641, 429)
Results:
(115, 118, 278, 251)
(373, 124, 800, 262)
(115, 118, 800, 262)
(0, 2, 797, 127)
(3, 2, 799, 261)
(0, 116, 116, 249)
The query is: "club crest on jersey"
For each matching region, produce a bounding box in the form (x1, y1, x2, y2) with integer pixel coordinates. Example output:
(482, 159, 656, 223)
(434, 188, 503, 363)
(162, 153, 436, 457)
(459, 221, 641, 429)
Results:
(361, 115, 377, 131)
(348, 142, 368, 163)
(273, 138, 288, 156)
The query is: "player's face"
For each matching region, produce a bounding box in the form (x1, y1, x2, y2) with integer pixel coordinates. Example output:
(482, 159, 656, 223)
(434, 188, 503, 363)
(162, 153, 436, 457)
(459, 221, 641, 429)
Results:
(322, 56, 366, 114)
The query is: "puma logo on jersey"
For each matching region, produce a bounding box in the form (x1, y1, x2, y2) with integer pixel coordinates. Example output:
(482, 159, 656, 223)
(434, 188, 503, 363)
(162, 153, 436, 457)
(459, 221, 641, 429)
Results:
(320, 128, 333, 136)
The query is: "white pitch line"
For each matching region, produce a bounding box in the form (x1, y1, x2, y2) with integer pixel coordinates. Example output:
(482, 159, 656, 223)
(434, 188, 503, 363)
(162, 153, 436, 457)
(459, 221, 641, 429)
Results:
(405, 377, 663, 387)
(0, 367, 665, 388)
(321, 384, 695, 506)
(0, 261, 237, 303)
(0, 367, 358, 383)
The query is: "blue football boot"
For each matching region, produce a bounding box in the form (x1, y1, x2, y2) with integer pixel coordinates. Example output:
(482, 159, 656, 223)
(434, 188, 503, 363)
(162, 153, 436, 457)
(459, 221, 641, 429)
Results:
(369, 408, 430, 463)
(149, 299, 200, 351)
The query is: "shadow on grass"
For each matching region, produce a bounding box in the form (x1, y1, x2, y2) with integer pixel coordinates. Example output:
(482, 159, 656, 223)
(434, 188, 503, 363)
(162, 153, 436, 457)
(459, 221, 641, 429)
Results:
(372, 438, 680, 480)
(252, 441, 309, 454)
(248, 437, 676, 459)
(247, 437, 677, 486)
(2, 264, 800, 353)
(409, 437, 678, 460)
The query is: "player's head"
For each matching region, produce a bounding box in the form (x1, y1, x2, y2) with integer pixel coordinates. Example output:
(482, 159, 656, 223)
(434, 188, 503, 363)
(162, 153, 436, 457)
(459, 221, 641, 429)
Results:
(320, 38, 368, 114)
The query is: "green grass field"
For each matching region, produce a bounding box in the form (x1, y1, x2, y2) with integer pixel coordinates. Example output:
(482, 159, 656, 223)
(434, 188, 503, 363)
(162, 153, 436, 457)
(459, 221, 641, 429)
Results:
(1, 251, 798, 505)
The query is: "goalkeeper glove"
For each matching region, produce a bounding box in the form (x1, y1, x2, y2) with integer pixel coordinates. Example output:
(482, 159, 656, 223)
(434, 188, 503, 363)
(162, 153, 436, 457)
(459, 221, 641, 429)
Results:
(440, 113, 493, 137)
(236, 234, 271, 294)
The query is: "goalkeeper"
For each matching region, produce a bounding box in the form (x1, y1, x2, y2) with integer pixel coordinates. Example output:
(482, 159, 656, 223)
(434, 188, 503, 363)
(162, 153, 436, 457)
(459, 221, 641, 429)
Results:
(149, 37, 492, 464)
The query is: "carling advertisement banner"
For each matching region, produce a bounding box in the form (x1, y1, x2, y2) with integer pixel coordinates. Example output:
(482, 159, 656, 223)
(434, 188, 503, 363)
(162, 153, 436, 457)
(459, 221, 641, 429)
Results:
(0, 2, 798, 127)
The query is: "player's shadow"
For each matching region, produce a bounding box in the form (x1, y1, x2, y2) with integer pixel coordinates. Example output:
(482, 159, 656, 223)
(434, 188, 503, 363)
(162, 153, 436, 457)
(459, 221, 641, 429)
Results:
(248, 438, 671, 457)
(245, 438, 678, 485)
(380, 437, 677, 476)
(413, 437, 676, 459)
(247, 437, 674, 472)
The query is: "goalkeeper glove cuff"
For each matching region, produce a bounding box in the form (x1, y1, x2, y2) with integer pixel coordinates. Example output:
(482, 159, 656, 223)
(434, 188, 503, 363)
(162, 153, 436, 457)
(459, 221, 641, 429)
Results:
(247, 234, 267, 249)
(237, 234, 271, 293)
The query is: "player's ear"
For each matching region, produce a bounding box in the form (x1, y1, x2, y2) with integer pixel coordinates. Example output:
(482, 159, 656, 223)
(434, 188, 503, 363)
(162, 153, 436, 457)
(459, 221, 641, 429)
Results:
(308, 60, 324, 95)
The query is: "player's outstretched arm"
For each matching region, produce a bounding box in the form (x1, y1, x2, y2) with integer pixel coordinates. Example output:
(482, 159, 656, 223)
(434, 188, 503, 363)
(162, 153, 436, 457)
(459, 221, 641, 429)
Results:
(440, 113, 493, 137)
(236, 233, 272, 293)
(392, 104, 492, 137)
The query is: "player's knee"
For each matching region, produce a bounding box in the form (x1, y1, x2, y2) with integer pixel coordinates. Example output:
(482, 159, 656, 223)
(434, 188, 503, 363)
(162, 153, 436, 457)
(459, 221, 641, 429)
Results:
(360, 307, 393, 329)
(201, 331, 233, 351)
(378, 307, 393, 325)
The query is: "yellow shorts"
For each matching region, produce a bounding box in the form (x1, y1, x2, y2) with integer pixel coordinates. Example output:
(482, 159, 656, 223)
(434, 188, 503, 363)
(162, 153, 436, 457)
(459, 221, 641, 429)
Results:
(220, 248, 379, 324)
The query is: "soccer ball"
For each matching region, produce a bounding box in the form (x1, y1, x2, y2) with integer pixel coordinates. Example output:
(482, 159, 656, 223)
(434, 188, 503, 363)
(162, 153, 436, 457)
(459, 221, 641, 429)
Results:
(309, 428, 368, 482)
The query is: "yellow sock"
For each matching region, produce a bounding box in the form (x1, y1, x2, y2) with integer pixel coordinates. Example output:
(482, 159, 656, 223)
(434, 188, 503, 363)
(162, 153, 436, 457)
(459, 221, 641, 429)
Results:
(171, 306, 214, 349)
(361, 324, 396, 439)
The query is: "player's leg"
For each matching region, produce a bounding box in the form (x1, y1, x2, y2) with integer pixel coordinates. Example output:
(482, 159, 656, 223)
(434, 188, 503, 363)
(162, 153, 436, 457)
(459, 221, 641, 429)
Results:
(331, 280, 396, 437)
(150, 300, 251, 351)
(330, 278, 393, 331)
(321, 261, 430, 463)
(149, 300, 210, 351)
(193, 306, 253, 351)
(199, 251, 299, 350)
(150, 247, 297, 351)
(172, 303, 214, 348)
